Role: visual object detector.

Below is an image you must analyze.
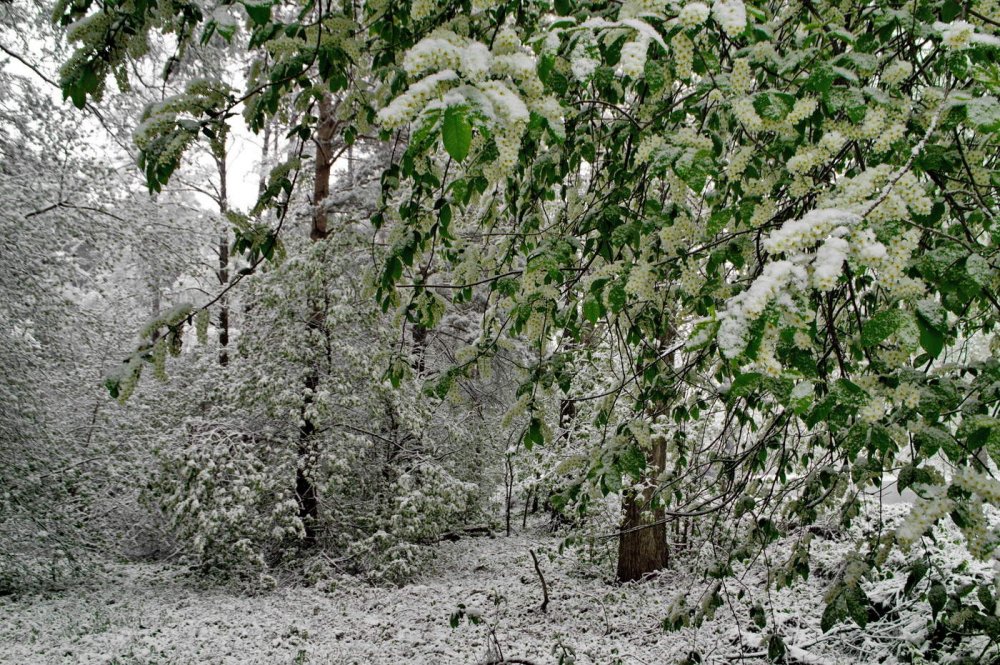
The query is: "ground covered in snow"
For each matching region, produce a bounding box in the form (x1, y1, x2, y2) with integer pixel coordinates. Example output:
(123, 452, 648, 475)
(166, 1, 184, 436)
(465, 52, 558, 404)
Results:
(0, 510, 984, 665)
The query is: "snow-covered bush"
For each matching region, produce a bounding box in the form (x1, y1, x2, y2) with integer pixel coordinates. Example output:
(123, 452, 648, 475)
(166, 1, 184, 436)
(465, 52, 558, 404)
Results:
(142, 229, 505, 585)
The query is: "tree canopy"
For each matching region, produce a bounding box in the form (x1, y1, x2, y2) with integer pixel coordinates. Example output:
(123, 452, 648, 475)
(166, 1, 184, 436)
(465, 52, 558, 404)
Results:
(42, 0, 1000, 658)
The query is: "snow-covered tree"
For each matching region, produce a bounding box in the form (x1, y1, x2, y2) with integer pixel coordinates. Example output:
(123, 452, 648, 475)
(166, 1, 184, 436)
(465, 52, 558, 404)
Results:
(55, 0, 1000, 657)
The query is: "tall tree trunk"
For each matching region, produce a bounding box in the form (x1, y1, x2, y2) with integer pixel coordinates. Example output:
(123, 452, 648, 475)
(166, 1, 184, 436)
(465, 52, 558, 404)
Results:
(616, 437, 668, 582)
(296, 93, 338, 546)
(310, 93, 336, 242)
(215, 153, 230, 366)
(616, 330, 674, 582)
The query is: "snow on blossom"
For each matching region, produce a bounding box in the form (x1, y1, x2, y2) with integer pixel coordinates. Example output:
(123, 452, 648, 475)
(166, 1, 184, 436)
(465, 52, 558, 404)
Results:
(619, 36, 650, 78)
(812, 236, 849, 291)
(679, 2, 711, 27)
(934, 20, 1000, 49)
(762, 208, 860, 256)
(717, 260, 808, 357)
(712, 0, 746, 37)
(377, 70, 458, 128)
(570, 41, 599, 81)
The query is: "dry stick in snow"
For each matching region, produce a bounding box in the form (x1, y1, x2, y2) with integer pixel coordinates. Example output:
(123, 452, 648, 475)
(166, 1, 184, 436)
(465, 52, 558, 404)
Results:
(529, 549, 549, 613)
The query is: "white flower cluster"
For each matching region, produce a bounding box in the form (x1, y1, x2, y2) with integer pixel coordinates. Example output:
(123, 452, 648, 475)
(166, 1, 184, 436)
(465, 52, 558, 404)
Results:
(935, 20, 1000, 49)
(732, 97, 762, 130)
(858, 397, 886, 423)
(493, 130, 521, 175)
(673, 33, 694, 79)
(852, 228, 888, 266)
(410, 0, 435, 21)
(755, 323, 782, 377)
(678, 261, 703, 295)
(378, 30, 562, 179)
(716, 209, 864, 357)
(626, 260, 657, 302)
(812, 236, 849, 291)
(378, 70, 458, 129)
(859, 106, 887, 140)
(493, 28, 521, 55)
(394, 33, 483, 88)
(955, 466, 1000, 504)
(961, 498, 996, 559)
(896, 483, 954, 547)
(873, 121, 905, 153)
(679, 2, 711, 27)
(787, 97, 817, 124)
(749, 200, 775, 228)
(763, 209, 860, 255)
(479, 80, 530, 124)
(617, 0, 664, 20)
(659, 211, 701, 253)
(674, 126, 713, 150)
(571, 39, 599, 82)
(636, 135, 665, 163)
(712, 0, 747, 37)
(786, 130, 844, 175)
(894, 382, 921, 409)
(730, 57, 752, 95)
(620, 36, 651, 79)
(881, 60, 912, 86)
(717, 260, 807, 357)
(883, 229, 924, 296)
(726, 145, 753, 179)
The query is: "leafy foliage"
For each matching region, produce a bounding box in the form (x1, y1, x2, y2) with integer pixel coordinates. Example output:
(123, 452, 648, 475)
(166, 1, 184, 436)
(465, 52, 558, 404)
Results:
(48, 0, 1000, 658)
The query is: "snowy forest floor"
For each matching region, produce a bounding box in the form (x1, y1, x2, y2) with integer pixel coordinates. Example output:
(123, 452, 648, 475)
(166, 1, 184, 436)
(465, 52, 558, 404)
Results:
(0, 507, 974, 665)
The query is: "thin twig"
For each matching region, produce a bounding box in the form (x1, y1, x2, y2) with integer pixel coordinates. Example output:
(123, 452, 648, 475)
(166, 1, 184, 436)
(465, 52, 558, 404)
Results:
(529, 549, 549, 614)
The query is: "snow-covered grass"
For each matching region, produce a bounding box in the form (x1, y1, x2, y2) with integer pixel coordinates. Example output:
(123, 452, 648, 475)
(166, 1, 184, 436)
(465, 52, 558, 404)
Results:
(0, 507, 989, 664)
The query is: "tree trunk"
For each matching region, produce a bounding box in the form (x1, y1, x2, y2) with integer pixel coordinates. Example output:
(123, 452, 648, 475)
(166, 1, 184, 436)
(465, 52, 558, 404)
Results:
(296, 92, 337, 546)
(215, 153, 230, 366)
(310, 93, 337, 242)
(616, 436, 668, 582)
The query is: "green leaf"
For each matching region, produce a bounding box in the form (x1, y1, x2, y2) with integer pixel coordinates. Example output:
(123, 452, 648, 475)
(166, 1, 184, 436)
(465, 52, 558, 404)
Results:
(767, 634, 786, 662)
(242, 0, 272, 26)
(916, 316, 944, 357)
(846, 585, 868, 628)
(583, 297, 603, 324)
(729, 372, 762, 399)
(904, 560, 928, 596)
(928, 581, 947, 618)
(524, 417, 544, 450)
(941, 0, 963, 22)
(861, 309, 907, 347)
(753, 91, 796, 121)
(821, 592, 847, 632)
(607, 283, 627, 313)
(978, 584, 996, 615)
(442, 106, 473, 162)
(674, 148, 714, 193)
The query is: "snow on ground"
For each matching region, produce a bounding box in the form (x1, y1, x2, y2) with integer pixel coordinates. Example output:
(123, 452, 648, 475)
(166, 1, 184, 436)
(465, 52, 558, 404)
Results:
(0, 532, 818, 665)
(0, 510, 972, 665)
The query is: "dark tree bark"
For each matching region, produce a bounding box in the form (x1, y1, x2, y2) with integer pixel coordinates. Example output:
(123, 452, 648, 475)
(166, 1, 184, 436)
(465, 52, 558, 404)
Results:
(616, 330, 674, 582)
(214, 152, 230, 366)
(296, 92, 338, 546)
(615, 436, 668, 582)
(310, 93, 337, 242)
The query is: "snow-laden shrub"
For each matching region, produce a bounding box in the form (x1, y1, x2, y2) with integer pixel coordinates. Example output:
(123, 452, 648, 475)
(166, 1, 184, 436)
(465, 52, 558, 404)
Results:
(142, 232, 506, 586)
(147, 419, 304, 585)
(347, 461, 480, 584)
